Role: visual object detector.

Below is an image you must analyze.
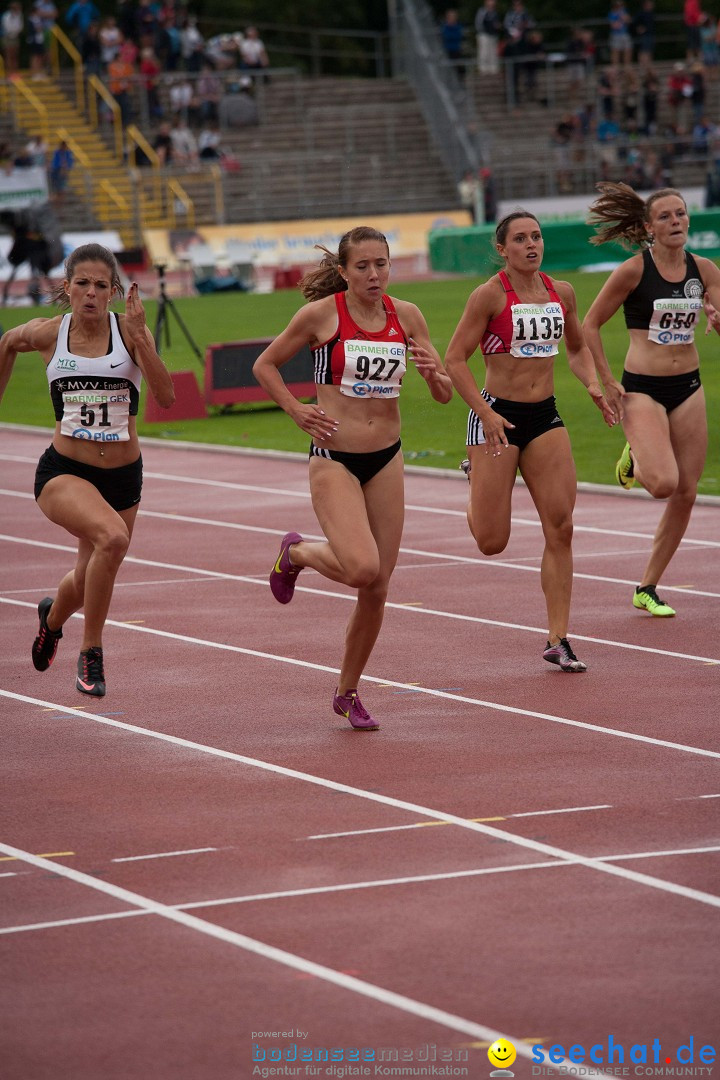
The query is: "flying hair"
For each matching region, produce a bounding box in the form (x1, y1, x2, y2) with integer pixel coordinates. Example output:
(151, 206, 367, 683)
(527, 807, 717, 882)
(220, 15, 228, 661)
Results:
(587, 182, 687, 249)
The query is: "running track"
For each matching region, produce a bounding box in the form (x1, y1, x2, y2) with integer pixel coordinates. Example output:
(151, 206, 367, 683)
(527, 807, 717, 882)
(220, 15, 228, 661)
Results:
(1, 424, 718, 1080)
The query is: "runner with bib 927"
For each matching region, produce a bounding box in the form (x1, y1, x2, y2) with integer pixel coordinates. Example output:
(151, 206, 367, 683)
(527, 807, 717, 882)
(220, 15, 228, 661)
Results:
(583, 183, 720, 618)
(252, 226, 453, 731)
(0, 243, 175, 698)
(444, 211, 615, 673)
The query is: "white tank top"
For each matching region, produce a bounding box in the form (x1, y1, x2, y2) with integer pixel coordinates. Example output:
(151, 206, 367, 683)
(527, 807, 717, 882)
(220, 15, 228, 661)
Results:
(46, 312, 142, 444)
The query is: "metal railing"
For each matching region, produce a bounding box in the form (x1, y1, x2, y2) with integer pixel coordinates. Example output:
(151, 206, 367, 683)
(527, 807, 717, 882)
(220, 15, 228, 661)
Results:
(390, 0, 486, 182)
(48, 24, 84, 112)
(87, 75, 123, 161)
(9, 78, 50, 146)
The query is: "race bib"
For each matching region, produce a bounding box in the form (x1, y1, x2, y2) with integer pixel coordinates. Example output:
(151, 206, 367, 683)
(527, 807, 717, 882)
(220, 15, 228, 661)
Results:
(339, 338, 407, 398)
(60, 388, 131, 443)
(648, 298, 702, 345)
(510, 302, 564, 358)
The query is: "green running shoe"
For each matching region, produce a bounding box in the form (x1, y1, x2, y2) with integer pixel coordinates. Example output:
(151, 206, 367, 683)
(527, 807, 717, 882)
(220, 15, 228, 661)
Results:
(633, 585, 676, 617)
(615, 442, 635, 489)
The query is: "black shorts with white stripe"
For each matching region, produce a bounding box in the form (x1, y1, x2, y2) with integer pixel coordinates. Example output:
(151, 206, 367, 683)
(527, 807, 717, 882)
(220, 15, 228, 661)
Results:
(466, 393, 564, 450)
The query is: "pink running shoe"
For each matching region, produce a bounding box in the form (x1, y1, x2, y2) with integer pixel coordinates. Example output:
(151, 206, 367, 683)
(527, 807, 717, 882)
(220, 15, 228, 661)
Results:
(333, 688, 380, 731)
(542, 637, 587, 673)
(269, 531, 303, 604)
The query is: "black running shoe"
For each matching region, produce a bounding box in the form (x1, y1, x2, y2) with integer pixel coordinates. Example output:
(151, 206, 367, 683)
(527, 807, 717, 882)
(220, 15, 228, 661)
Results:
(76, 647, 106, 697)
(32, 597, 63, 672)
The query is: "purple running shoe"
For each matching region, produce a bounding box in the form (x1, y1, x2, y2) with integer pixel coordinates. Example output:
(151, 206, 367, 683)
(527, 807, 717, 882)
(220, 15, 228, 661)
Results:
(269, 531, 303, 604)
(333, 688, 379, 731)
(542, 638, 587, 673)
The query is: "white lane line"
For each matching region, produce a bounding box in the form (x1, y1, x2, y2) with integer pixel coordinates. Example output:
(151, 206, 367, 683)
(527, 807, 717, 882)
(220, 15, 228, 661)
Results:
(0, 843, 623, 1078)
(308, 804, 614, 840)
(1, 610, 719, 755)
(3, 844, 720, 939)
(2, 481, 719, 551)
(2, 691, 720, 913)
(112, 847, 217, 863)
(2, 544, 719, 664)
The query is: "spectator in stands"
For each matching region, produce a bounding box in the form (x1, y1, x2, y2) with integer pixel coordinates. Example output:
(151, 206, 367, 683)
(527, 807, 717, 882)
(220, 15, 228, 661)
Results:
(440, 8, 465, 69)
(24, 134, 48, 167)
(475, 0, 500, 75)
(205, 32, 242, 71)
(641, 66, 659, 134)
(197, 62, 223, 123)
(689, 60, 706, 124)
(81, 20, 102, 75)
(99, 15, 122, 71)
(49, 139, 74, 204)
(198, 121, 222, 160)
(140, 45, 163, 119)
(64, 0, 99, 50)
(240, 25, 269, 74)
(667, 62, 693, 129)
(632, 0, 656, 70)
(27, 2, 50, 79)
(169, 115, 199, 166)
(699, 12, 718, 76)
(684, 0, 702, 62)
(457, 169, 482, 222)
(155, 12, 181, 71)
(1, 0, 23, 75)
(518, 27, 545, 103)
(180, 14, 204, 72)
(620, 68, 640, 129)
(134, 0, 157, 48)
(219, 76, 259, 128)
(552, 113, 576, 193)
(168, 75, 199, 126)
(565, 26, 591, 93)
(503, 0, 534, 94)
(481, 166, 497, 223)
(153, 120, 173, 165)
(598, 65, 619, 121)
(608, 0, 632, 68)
(107, 40, 136, 125)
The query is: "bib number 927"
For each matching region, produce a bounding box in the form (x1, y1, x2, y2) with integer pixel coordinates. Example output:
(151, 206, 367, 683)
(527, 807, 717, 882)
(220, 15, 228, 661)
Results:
(355, 354, 402, 381)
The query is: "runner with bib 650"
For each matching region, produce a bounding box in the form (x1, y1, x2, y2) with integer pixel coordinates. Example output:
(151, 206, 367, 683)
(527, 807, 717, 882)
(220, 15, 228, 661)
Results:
(583, 183, 720, 618)
(444, 211, 615, 673)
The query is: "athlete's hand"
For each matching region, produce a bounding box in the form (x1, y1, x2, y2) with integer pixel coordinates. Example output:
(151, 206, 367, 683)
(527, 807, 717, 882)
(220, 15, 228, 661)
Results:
(587, 380, 617, 427)
(601, 378, 625, 422)
(290, 402, 339, 442)
(408, 337, 438, 381)
(703, 290, 720, 335)
(124, 282, 148, 344)
(481, 410, 515, 457)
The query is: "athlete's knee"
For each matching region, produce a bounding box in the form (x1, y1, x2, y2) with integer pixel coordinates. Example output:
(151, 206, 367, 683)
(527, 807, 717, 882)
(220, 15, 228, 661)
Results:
(643, 472, 678, 500)
(95, 525, 131, 565)
(343, 554, 381, 589)
(475, 531, 509, 557)
(545, 515, 574, 549)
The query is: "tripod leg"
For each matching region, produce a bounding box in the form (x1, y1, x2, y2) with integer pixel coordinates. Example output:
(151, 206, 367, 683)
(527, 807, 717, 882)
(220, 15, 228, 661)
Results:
(154, 299, 169, 352)
(163, 295, 203, 360)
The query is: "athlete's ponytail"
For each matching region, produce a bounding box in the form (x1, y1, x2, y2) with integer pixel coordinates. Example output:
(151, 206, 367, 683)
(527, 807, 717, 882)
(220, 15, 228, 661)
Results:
(587, 182, 686, 249)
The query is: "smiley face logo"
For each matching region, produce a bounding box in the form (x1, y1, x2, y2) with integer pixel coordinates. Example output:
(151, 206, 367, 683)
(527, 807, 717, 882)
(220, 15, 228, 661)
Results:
(488, 1039, 517, 1071)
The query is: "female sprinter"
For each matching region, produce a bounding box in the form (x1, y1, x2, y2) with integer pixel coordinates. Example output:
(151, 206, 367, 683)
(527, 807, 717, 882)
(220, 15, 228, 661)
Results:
(0, 243, 175, 696)
(252, 226, 452, 730)
(583, 182, 720, 617)
(444, 210, 615, 671)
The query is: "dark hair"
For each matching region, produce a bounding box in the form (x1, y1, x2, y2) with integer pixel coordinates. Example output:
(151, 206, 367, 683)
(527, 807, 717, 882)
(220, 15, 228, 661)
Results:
(49, 243, 124, 307)
(494, 210, 540, 246)
(587, 182, 687, 248)
(299, 226, 390, 302)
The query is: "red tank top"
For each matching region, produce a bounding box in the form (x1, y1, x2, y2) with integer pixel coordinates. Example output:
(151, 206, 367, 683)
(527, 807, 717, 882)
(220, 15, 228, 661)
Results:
(481, 270, 566, 357)
(312, 292, 409, 397)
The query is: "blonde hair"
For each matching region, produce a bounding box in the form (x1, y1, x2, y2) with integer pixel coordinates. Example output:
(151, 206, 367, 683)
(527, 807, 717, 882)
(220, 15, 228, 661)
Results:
(587, 182, 686, 249)
(299, 226, 390, 302)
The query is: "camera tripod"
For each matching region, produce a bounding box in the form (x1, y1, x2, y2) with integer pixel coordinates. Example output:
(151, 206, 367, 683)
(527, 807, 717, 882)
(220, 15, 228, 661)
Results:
(153, 264, 203, 361)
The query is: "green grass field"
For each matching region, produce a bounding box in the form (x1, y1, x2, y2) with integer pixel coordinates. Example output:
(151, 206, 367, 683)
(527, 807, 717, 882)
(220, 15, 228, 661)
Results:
(1, 272, 718, 493)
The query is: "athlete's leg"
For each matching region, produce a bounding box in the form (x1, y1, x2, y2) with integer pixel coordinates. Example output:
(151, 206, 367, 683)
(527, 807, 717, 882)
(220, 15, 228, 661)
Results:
(639, 389, 707, 588)
(466, 441, 520, 554)
(336, 451, 405, 693)
(620, 392, 678, 498)
(519, 427, 577, 643)
(37, 475, 138, 649)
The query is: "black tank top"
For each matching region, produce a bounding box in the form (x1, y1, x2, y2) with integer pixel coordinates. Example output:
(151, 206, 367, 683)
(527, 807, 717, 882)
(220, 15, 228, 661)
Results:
(623, 248, 704, 330)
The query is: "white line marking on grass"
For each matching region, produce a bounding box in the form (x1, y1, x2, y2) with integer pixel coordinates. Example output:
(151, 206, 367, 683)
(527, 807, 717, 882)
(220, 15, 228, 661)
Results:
(1, 542, 719, 664)
(2, 691, 720, 915)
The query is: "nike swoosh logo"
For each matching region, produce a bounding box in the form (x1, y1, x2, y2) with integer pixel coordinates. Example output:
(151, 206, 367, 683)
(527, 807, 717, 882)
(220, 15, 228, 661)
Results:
(110, 362, 124, 369)
(77, 678, 96, 690)
(274, 550, 285, 574)
(337, 708, 349, 718)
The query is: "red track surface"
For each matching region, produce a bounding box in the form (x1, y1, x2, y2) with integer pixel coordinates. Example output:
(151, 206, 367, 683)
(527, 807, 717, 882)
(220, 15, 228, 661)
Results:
(1, 425, 718, 1080)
